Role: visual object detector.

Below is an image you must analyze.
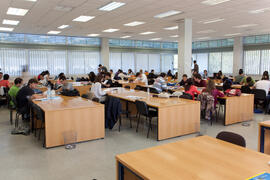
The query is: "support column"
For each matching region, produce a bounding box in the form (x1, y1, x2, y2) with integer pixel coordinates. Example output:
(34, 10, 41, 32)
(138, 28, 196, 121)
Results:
(233, 37, 243, 76)
(178, 19, 192, 79)
(101, 37, 110, 69)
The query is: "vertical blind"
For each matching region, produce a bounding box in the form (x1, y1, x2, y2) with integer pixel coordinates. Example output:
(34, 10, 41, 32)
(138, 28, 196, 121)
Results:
(0, 48, 100, 76)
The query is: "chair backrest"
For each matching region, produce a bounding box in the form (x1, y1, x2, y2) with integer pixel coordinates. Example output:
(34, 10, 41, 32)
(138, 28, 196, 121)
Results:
(141, 86, 148, 92)
(251, 89, 266, 100)
(135, 100, 148, 116)
(92, 97, 100, 103)
(32, 103, 45, 121)
(124, 85, 130, 89)
(241, 86, 251, 94)
(216, 131, 246, 147)
(150, 87, 160, 94)
(134, 85, 142, 91)
(180, 93, 193, 100)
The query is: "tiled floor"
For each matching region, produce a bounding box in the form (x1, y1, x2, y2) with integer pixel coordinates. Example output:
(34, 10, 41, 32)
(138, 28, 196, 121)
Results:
(0, 107, 269, 180)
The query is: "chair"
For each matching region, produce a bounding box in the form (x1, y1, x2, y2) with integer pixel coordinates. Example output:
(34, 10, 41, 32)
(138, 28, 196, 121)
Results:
(134, 85, 142, 91)
(251, 89, 267, 112)
(32, 103, 45, 147)
(149, 87, 160, 94)
(180, 93, 193, 100)
(241, 86, 251, 94)
(7, 94, 16, 125)
(216, 131, 246, 147)
(135, 100, 158, 138)
(124, 85, 130, 89)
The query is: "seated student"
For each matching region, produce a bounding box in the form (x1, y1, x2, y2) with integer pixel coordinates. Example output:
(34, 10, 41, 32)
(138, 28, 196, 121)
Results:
(144, 70, 149, 76)
(179, 74, 188, 86)
(254, 76, 270, 100)
(88, 71, 96, 83)
(153, 73, 167, 93)
(55, 72, 65, 81)
(262, 71, 269, 80)
(127, 69, 134, 76)
(91, 75, 107, 103)
(241, 76, 255, 87)
(0, 74, 11, 88)
(234, 69, 245, 84)
(223, 78, 233, 92)
(139, 69, 147, 81)
(202, 70, 208, 79)
(118, 70, 128, 80)
(193, 74, 207, 87)
(148, 69, 156, 79)
(8, 78, 23, 107)
(16, 79, 44, 118)
(55, 76, 67, 90)
(134, 72, 148, 84)
(109, 69, 114, 79)
(202, 79, 224, 108)
(0, 72, 3, 81)
(167, 70, 173, 77)
(217, 71, 224, 80)
(102, 72, 113, 88)
(184, 78, 201, 100)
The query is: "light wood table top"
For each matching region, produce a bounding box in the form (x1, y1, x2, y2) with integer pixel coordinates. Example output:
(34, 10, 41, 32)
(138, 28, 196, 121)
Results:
(116, 136, 270, 180)
(218, 93, 253, 99)
(106, 88, 198, 108)
(260, 120, 270, 128)
(33, 96, 102, 111)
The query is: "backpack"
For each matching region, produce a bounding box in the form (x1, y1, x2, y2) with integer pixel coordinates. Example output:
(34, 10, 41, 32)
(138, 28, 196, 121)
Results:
(225, 89, 241, 97)
(61, 89, 80, 97)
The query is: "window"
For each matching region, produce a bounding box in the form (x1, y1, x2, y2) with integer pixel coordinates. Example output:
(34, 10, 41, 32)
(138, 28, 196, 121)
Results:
(29, 50, 48, 75)
(136, 54, 148, 72)
(244, 50, 260, 75)
(48, 51, 67, 75)
(221, 52, 233, 74)
(174, 54, 178, 71)
(109, 52, 122, 73)
(196, 53, 208, 73)
(122, 53, 135, 72)
(148, 54, 161, 73)
(209, 52, 222, 74)
(85, 52, 100, 73)
(161, 54, 173, 73)
(261, 49, 270, 74)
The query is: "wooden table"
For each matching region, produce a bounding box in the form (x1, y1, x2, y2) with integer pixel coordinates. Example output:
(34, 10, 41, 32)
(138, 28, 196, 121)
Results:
(259, 121, 270, 154)
(33, 96, 104, 148)
(218, 94, 254, 125)
(116, 136, 270, 180)
(38, 85, 91, 96)
(107, 88, 200, 140)
(117, 80, 145, 89)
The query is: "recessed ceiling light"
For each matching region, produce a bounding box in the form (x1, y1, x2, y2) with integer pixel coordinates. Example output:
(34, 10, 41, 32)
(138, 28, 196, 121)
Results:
(150, 38, 161, 41)
(249, 8, 270, 14)
(0, 27, 14, 32)
(103, 29, 119, 32)
(124, 21, 145, 27)
(201, 0, 231, 6)
(154, 10, 182, 18)
(99, 2, 125, 11)
(170, 35, 179, 38)
(197, 37, 210, 40)
(3, 19, 19, 26)
(48, 31, 61, 34)
(121, 36, 131, 38)
(25, 0, 37, 2)
(140, 31, 156, 35)
(54, 6, 73, 12)
(58, 25, 69, 29)
(199, 18, 225, 24)
(73, 16, 95, 22)
(88, 34, 100, 37)
(7, 7, 29, 16)
(233, 24, 258, 28)
(164, 26, 178, 30)
(197, 29, 216, 34)
(224, 33, 241, 37)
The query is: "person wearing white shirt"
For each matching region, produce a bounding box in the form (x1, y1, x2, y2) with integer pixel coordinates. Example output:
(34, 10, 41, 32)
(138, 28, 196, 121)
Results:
(254, 78, 270, 96)
(91, 76, 107, 102)
(134, 72, 148, 85)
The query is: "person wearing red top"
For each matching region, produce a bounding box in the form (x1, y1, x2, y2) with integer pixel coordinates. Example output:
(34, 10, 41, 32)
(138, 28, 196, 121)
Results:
(193, 74, 207, 87)
(202, 79, 224, 108)
(0, 74, 10, 88)
(184, 78, 201, 99)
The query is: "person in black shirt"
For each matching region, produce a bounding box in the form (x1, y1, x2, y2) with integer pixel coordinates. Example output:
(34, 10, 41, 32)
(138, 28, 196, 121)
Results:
(179, 74, 188, 86)
(148, 69, 156, 79)
(102, 72, 113, 88)
(16, 79, 44, 118)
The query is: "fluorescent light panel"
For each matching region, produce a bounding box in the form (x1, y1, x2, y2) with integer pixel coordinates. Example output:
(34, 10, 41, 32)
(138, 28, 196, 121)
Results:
(201, 0, 231, 6)
(73, 16, 95, 22)
(25, 0, 37, 2)
(197, 29, 216, 34)
(140, 31, 155, 35)
(124, 21, 145, 26)
(197, 37, 210, 40)
(7, 7, 29, 16)
(164, 26, 178, 30)
(88, 34, 100, 37)
(224, 33, 241, 36)
(200, 18, 224, 24)
(233, 24, 258, 28)
(99, 2, 125, 11)
(170, 35, 179, 38)
(0, 27, 14, 32)
(58, 25, 69, 29)
(3, 19, 19, 25)
(121, 36, 131, 38)
(154, 10, 182, 18)
(249, 8, 270, 14)
(103, 29, 119, 32)
(48, 31, 61, 34)
(150, 38, 161, 41)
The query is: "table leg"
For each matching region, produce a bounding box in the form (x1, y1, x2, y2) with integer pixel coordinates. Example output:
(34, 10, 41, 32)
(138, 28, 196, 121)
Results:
(260, 126, 265, 153)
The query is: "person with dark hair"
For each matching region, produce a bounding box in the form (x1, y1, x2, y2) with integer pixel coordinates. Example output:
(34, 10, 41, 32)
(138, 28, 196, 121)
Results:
(193, 60, 199, 73)
(167, 70, 173, 77)
(202, 70, 208, 79)
(179, 74, 188, 86)
(55, 76, 67, 90)
(0, 72, 3, 80)
(241, 76, 255, 87)
(193, 74, 206, 87)
(16, 79, 44, 118)
(102, 73, 113, 88)
(148, 69, 156, 79)
(110, 69, 114, 79)
(8, 78, 23, 107)
(223, 79, 233, 92)
(234, 69, 245, 84)
(174, 72, 178, 80)
(184, 78, 201, 99)
(127, 69, 134, 76)
(134, 72, 148, 84)
(254, 76, 270, 99)
(0, 74, 10, 88)
(153, 73, 167, 93)
(90, 75, 107, 102)
(88, 72, 96, 83)
(217, 71, 224, 80)
(202, 79, 224, 108)
(262, 71, 269, 80)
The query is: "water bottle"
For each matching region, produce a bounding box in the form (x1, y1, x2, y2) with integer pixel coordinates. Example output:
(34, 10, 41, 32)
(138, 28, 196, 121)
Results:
(47, 86, 51, 99)
(147, 87, 150, 95)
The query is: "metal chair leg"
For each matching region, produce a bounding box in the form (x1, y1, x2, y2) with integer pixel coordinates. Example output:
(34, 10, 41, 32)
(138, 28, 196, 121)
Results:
(118, 115, 122, 132)
(10, 110, 13, 125)
(38, 122, 43, 140)
(136, 114, 141, 132)
(129, 118, 132, 128)
(147, 117, 152, 138)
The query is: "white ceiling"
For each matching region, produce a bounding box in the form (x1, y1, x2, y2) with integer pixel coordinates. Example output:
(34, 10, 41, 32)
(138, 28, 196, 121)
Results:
(1, 0, 270, 42)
